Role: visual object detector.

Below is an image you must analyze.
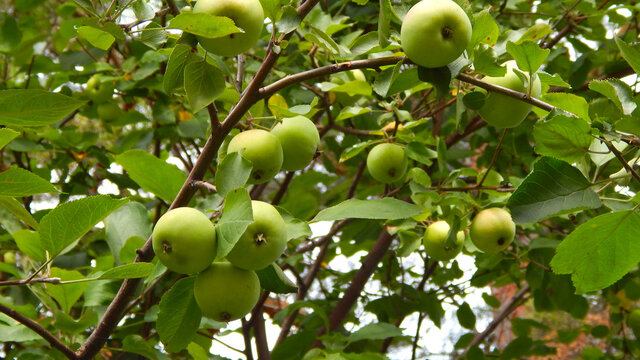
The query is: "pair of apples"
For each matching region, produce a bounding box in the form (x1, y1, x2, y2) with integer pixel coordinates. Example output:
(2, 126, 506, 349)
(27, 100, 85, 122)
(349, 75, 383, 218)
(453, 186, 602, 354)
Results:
(424, 208, 516, 261)
(401, 0, 541, 128)
(152, 201, 286, 322)
(226, 116, 321, 184)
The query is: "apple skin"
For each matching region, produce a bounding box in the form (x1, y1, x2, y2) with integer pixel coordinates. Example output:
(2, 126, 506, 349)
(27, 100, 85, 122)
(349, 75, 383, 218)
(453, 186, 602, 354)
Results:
(85, 75, 115, 103)
(97, 102, 121, 122)
(477, 60, 542, 128)
(226, 200, 287, 270)
(366, 143, 408, 183)
(469, 208, 516, 254)
(194, 262, 261, 322)
(400, 0, 472, 68)
(152, 207, 217, 274)
(423, 220, 465, 261)
(628, 308, 640, 330)
(193, 0, 264, 57)
(226, 129, 283, 184)
(270, 116, 320, 171)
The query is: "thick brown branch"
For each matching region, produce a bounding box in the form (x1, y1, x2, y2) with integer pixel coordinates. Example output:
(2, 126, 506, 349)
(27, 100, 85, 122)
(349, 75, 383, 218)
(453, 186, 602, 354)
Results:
(0, 303, 79, 360)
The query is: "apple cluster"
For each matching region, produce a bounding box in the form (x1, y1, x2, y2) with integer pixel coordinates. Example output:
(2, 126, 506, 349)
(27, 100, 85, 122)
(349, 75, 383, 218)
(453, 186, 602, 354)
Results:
(151, 200, 288, 322)
(226, 115, 321, 183)
(423, 208, 516, 262)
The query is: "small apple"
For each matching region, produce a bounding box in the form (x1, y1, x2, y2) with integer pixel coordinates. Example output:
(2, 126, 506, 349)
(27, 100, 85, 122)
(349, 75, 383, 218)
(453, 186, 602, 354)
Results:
(97, 102, 121, 122)
(193, 0, 264, 57)
(423, 220, 465, 262)
(366, 143, 408, 183)
(152, 207, 217, 274)
(4, 251, 15, 265)
(226, 200, 287, 270)
(85, 75, 115, 103)
(270, 116, 320, 171)
(469, 208, 516, 253)
(194, 262, 261, 322)
(400, 0, 472, 68)
(628, 308, 640, 330)
(477, 60, 542, 128)
(226, 129, 283, 184)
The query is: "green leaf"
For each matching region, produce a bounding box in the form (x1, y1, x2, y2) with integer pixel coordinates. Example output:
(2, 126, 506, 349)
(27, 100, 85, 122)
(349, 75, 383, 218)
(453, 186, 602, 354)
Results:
(468, 9, 499, 52)
(417, 65, 451, 98)
(123, 334, 159, 360)
(256, 263, 297, 294)
(517, 23, 551, 44)
(0, 196, 39, 230)
(276, 5, 301, 35)
(40, 195, 128, 258)
(336, 105, 372, 122)
(115, 149, 187, 203)
(77, 26, 115, 50)
(340, 140, 375, 162)
(378, 0, 392, 48)
(305, 25, 341, 55)
(215, 152, 252, 197)
(551, 210, 640, 293)
(45, 268, 88, 312)
(184, 60, 225, 111)
(373, 62, 403, 97)
(537, 93, 589, 120)
(0, 324, 40, 342)
(0, 90, 85, 127)
(538, 72, 570, 89)
(533, 115, 592, 163)
(0, 167, 57, 197)
(311, 198, 422, 222)
(216, 188, 253, 259)
(52, 309, 99, 334)
(12, 229, 45, 262)
(92, 263, 154, 280)
(164, 44, 196, 93)
(330, 80, 371, 97)
(456, 302, 476, 330)
(506, 40, 549, 73)
(0, 128, 19, 150)
(349, 322, 404, 342)
(157, 276, 202, 353)
(104, 201, 152, 264)
(615, 37, 640, 74)
(0, 16, 21, 53)
(168, 13, 241, 38)
(588, 79, 637, 115)
(507, 157, 602, 223)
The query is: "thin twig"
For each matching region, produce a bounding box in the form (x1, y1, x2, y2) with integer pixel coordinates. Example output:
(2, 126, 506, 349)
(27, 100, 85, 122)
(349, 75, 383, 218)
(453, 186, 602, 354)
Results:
(602, 137, 640, 185)
(476, 129, 508, 188)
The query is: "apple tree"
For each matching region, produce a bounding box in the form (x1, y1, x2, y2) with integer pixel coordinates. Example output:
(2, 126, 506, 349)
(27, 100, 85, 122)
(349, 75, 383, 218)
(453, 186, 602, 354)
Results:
(0, 0, 639, 359)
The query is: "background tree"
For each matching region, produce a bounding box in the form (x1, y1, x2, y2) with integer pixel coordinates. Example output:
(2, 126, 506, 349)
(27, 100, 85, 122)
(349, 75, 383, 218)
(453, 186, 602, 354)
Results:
(0, 0, 639, 359)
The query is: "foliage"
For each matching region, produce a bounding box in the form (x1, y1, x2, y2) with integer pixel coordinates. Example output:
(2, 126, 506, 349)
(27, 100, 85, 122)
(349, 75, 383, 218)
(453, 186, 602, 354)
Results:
(0, 0, 639, 359)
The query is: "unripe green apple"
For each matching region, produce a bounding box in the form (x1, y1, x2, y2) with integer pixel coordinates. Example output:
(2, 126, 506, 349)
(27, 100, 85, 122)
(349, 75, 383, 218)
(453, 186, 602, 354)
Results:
(85, 75, 115, 103)
(194, 262, 261, 322)
(628, 308, 640, 330)
(477, 60, 542, 128)
(423, 220, 464, 261)
(270, 116, 320, 171)
(4, 251, 15, 265)
(366, 143, 408, 183)
(193, 0, 264, 57)
(152, 207, 217, 274)
(226, 129, 283, 184)
(400, 0, 472, 68)
(226, 200, 287, 270)
(469, 208, 516, 253)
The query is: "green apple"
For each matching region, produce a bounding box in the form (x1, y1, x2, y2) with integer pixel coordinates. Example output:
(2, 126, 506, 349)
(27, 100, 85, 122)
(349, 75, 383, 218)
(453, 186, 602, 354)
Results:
(4, 251, 15, 265)
(400, 0, 472, 68)
(477, 60, 542, 128)
(270, 116, 320, 171)
(366, 143, 408, 183)
(193, 0, 264, 57)
(226, 200, 287, 270)
(97, 102, 121, 122)
(152, 207, 217, 274)
(423, 220, 465, 261)
(85, 75, 115, 103)
(469, 208, 516, 253)
(194, 262, 261, 322)
(226, 129, 283, 184)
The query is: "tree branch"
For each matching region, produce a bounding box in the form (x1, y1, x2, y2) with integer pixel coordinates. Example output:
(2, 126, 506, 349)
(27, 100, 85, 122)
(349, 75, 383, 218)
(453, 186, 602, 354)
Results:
(0, 303, 79, 360)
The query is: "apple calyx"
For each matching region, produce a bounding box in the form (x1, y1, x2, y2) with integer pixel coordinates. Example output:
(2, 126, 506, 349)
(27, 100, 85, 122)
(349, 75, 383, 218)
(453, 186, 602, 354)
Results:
(161, 241, 172, 255)
(220, 312, 232, 322)
(255, 233, 267, 245)
(442, 26, 454, 39)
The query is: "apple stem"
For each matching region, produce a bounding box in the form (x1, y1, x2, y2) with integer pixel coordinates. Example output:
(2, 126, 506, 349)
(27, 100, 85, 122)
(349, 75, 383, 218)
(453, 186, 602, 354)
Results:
(441, 26, 454, 39)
